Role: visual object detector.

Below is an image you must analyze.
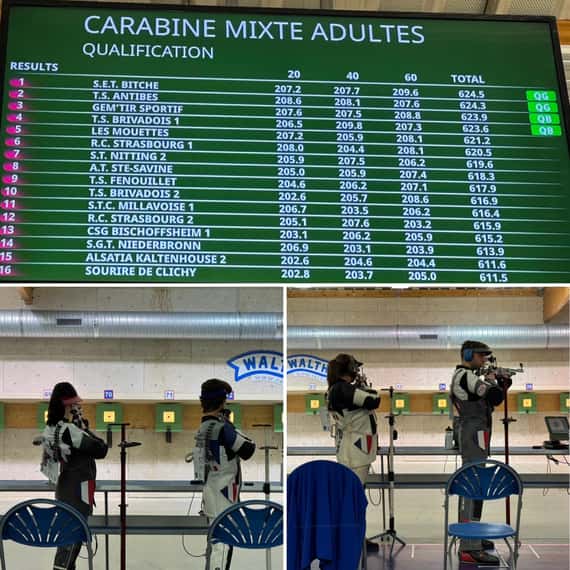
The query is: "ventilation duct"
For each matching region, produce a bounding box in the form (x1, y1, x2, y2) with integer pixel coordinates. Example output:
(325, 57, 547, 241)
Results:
(0, 311, 282, 339)
(287, 324, 568, 350)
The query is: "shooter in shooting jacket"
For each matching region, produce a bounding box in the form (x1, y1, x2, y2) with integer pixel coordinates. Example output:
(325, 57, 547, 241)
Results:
(39, 382, 108, 570)
(450, 340, 513, 566)
(193, 379, 256, 570)
(327, 353, 381, 551)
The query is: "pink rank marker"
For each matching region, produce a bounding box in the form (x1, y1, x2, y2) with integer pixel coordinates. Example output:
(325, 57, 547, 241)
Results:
(2, 176, 21, 184)
(6, 127, 24, 135)
(0, 226, 17, 236)
(3, 163, 20, 172)
(7, 115, 24, 123)
(1, 188, 21, 197)
(7, 103, 25, 111)
(9, 79, 27, 88)
(0, 213, 17, 223)
(4, 139, 24, 147)
(4, 151, 21, 160)
(8, 91, 25, 99)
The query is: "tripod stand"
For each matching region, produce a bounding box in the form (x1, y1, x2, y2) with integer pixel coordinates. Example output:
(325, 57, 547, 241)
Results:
(369, 386, 406, 558)
(110, 422, 141, 570)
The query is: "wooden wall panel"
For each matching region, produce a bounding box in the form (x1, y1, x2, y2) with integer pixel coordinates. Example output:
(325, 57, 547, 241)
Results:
(543, 287, 570, 323)
(558, 20, 570, 44)
(183, 405, 203, 430)
(123, 404, 155, 429)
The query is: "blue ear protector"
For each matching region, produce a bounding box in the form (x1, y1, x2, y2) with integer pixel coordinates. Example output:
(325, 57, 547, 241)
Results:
(463, 348, 474, 362)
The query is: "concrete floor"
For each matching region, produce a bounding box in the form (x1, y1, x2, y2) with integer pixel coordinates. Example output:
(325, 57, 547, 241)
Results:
(2, 535, 283, 569)
(364, 544, 569, 570)
(309, 544, 569, 569)
(362, 488, 569, 543)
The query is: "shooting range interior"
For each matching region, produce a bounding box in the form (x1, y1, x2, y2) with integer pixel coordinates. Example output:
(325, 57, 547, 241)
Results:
(287, 286, 570, 570)
(0, 287, 283, 570)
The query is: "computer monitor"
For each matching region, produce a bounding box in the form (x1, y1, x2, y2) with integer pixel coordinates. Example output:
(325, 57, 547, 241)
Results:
(544, 416, 569, 445)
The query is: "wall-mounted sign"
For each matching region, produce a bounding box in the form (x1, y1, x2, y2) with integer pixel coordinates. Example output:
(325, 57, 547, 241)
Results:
(164, 390, 175, 400)
(1, 4, 568, 285)
(103, 390, 114, 400)
(287, 354, 328, 380)
(227, 351, 283, 383)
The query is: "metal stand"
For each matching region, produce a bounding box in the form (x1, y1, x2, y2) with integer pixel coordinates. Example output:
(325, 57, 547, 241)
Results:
(111, 422, 141, 570)
(252, 424, 278, 570)
(104, 491, 109, 570)
(490, 357, 523, 526)
(369, 387, 406, 558)
(501, 383, 515, 525)
(380, 451, 386, 530)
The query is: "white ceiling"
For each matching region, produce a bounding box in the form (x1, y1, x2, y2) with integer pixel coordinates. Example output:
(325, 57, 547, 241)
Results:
(213, 0, 570, 17)
(53, 0, 570, 18)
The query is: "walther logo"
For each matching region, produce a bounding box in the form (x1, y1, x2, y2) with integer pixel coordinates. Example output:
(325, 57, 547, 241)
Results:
(227, 350, 283, 382)
(287, 354, 328, 379)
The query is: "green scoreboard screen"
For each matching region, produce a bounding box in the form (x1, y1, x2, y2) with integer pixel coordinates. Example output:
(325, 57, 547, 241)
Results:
(1, 2, 569, 284)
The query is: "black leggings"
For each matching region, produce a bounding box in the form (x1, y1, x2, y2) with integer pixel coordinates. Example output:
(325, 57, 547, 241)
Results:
(54, 543, 82, 570)
(53, 491, 90, 570)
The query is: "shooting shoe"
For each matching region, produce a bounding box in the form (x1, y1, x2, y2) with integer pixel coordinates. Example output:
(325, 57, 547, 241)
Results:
(460, 550, 500, 565)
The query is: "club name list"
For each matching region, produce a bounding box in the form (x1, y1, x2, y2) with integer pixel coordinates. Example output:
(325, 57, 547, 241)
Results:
(90, 79, 215, 279)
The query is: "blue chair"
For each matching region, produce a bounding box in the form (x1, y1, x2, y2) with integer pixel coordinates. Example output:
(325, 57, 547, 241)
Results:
(205, 499, 282, 570)
(443, 460, 523, 570)
(0, 498, 93, 570)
